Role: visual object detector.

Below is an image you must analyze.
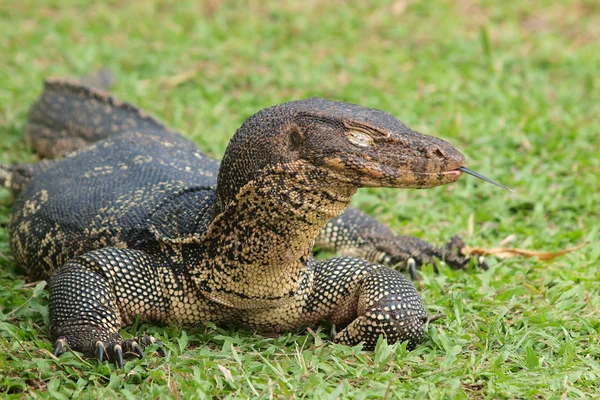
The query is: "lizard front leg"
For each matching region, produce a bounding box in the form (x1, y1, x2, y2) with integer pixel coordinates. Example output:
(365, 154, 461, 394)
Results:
(48, 247, 212, 367)
(316, 206, 488, 280)
(307, 258, 428, 350)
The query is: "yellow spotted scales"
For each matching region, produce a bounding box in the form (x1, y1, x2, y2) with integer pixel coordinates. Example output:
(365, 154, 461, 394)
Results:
(0, 72, 485, 367)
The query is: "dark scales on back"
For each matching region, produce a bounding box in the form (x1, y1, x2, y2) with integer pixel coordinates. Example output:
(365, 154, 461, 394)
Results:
(1, 72, 493, 368)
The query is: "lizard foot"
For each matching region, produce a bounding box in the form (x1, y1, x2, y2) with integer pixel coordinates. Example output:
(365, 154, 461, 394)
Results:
(326, 266, 428, 350)
(442, 235, 489, 271)
(332, 292, 428, 350)
(53, 332, 166, 368)
(374, 234, 488, 279)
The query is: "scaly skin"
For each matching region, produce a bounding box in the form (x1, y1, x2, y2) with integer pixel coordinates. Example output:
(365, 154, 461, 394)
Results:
(1, 73, 483, 367)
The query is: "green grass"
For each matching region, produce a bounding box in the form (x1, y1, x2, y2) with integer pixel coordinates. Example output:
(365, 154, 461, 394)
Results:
(1, 0, 599, 398)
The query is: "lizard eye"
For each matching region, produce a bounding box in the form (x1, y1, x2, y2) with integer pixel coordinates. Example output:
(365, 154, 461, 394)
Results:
(346, 130, 375, 147)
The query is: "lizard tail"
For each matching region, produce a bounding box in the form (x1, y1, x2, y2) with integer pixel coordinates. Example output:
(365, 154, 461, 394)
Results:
(26, 69, 171, 159)
(0, 161, 55, 196)
(0, 163, 19, 194)
(0, 163, 12, 188)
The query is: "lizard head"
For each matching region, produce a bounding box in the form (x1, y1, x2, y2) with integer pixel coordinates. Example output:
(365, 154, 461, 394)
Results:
(289, 98, 465, 188)
(217, 98, 509, 212)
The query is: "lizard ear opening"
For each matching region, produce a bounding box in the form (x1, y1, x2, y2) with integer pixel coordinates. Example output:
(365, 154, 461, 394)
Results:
(288, 124, 304, 150)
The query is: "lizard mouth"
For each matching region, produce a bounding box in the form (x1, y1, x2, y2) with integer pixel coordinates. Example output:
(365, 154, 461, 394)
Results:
(456, 167, 514, 192)
(320, 157, 512, 192)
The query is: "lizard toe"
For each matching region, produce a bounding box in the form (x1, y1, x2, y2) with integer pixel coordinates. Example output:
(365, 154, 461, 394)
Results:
(53, 337, 68, 356)
(478, 256, 490, 271)
(137, 335, 167, 357)
(132, 341, 145, 359)
(111, 344, 124, 369)
(120, 339, 144, 359)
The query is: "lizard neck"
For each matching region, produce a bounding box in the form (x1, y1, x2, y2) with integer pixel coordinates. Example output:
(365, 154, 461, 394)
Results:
(194, 161, 356, 309)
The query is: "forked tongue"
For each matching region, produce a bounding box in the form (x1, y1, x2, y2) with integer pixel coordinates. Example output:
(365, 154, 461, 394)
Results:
(458, 167, 514, 192)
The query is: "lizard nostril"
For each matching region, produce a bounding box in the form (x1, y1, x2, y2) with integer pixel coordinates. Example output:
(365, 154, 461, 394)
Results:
(433, 148, 445, 159)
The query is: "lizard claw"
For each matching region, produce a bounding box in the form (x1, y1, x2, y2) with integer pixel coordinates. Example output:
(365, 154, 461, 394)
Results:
(157, 346, 167, 357)
(407, 257, 418, 281)
(113, 344, 124, 369)
(329, 324, 337, 340)
(431, 258, 440, 274)
(52, 333, 165, 368)
(53, 337, 67, 356)
(131, 341, 144, 359)
(478, 256, 490, 271)
(96, 341, 106, 362)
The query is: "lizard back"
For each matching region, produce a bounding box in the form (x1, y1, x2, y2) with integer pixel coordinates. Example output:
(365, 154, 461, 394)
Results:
(9, 128, 220, 279)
